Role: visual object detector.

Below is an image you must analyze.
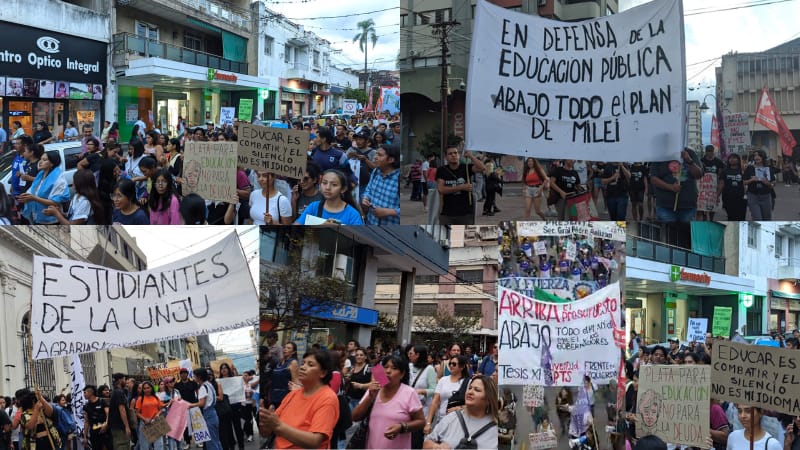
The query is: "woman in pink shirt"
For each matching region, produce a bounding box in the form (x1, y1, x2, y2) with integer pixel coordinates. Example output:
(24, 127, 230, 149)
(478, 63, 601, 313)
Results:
(352, 355, 425, 449)
(148, 168, 181, 224)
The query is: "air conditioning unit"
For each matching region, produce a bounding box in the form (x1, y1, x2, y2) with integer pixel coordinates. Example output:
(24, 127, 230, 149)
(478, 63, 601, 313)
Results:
(333, 254, 349, 280)
(312, 83, 318, 91)
(439, 238, 451, 249)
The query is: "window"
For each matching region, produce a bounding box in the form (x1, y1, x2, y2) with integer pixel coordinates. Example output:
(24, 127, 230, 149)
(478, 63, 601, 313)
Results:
(377, 275, 401, 285)
(401, 14, 408, 27)
(284, 44, 291, 63)
(415, 9, 451, 25)
(747, 223, 759, 248)
(135, 21, 158, 41)
(313, 50, 320, 68)
(456, 269, 484, 284)
(263, 35, 273, 56)
(775, 234, 784, 257)
(184, 31, 203, 51)
(454, 304, 482, 317)
(413, 303, 437, 316)
(415, 275, 439, 284)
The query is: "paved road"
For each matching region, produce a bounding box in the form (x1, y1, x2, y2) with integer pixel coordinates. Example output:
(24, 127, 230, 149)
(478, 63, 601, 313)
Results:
(400, 182, 800, 224)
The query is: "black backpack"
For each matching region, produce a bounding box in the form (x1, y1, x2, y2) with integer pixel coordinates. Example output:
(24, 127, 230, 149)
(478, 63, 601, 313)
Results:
(453, 410, 495, 449)
(332, 372, 352, 439)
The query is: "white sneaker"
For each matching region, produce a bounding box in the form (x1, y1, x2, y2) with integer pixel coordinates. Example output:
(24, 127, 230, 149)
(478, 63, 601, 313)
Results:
(246, 436, 253, 443)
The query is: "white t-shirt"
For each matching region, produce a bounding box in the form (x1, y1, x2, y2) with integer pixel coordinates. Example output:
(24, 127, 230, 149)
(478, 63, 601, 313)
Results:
(198, 381, 216, 411)
(434, 376, 465, 418)
(727, 430, 782, 450)
(249, 190, 292, 225)
(68, 194, 91, 222)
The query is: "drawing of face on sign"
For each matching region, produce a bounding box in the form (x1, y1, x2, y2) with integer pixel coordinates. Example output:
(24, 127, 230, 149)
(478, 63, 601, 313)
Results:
(184, 159, 202, 193)
(638, 389, 661, 429)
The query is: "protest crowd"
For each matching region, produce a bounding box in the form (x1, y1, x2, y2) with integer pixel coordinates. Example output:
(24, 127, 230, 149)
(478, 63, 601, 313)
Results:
(256, 335, 500, 449)
(0, 112, 400, 226)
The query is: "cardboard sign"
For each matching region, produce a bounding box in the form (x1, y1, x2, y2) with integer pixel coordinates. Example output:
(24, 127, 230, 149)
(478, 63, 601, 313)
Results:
(498, 282, 622, 385)
(712, 306, 732, 338)
(529, 431, 558, 450)
(31, 233, 258, 359)
(722, 112, 749, 154)
(143, 415, 171, 444)
(465, 0, 686, 161)
(711, 341, 800, 415)
(686, 318, 707, 343)
(636, 364, 711, 447)
(523, 384, 544, 408)
(697, 173, 718, 211)
(237, 123, 308, 179)
(183, 141, 238, 203)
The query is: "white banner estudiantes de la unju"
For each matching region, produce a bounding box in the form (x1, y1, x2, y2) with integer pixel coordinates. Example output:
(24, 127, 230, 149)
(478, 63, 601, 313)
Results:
(498, 282, 622, 386)
(31, 232, 258, 360)
(465, 0, 686, 161)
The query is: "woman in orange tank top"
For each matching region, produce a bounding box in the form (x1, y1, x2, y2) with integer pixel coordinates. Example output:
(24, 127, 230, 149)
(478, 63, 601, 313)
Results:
(523, 157, 548, 220)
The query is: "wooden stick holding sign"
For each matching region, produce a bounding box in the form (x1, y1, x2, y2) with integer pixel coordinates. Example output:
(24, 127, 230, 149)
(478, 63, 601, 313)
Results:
(27, 294, 58, 450)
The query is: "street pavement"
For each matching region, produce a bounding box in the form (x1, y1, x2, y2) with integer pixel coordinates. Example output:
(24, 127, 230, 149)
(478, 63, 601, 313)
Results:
(401, 182, 800, 224)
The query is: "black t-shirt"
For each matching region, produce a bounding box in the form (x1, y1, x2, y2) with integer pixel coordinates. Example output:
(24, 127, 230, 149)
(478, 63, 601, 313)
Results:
(602, 165, 627, 197)
(33, 131, 52, 144)
(591, 162, 606, 179)
(347, 364, 372, 401)
(701, 157, 724, 175)
(437, 163, 473, 216)
(743, 165, 775, 195)
(83, 398, 107, 430)
(23, 159, 40, 191)
(0, 409, 10, 450)
(552, 166, 580, 194)
(628, 164, 648, 191)
(107, 388, 126, 430)
(175, 379, 199, 403)
(720, 168, 744, 198)
(650, 150, 701, 209)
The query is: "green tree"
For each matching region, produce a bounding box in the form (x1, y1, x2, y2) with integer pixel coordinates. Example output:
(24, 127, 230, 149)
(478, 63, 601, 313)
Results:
(416, 125, 463, 157)
(353, 19, 378, 90)
(412, 306, 481, 349)
(344, 87, 368, 106)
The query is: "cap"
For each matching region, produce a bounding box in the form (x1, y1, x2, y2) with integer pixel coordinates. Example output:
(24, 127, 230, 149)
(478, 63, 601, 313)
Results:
(355, 129, 371, 140)
(179, 368, 189, 373)
(390, 121, 400, 127)
(668, 337, 679, 343)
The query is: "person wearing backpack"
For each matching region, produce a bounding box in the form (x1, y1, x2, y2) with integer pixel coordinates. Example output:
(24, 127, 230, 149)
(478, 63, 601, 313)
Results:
(51, 396, 75, 450)
(423, 375, 498, 450)
(17, 389, 63, 450)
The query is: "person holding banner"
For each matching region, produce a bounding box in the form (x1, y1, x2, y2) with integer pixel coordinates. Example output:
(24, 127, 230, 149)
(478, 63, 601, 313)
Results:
(549, 159, 581, 221)
(727, 406, 782, 450)
(19, 390, 62, 450)
(743, 150, 776, 220)
(249, 171, 292, 225)
(436, 147, 485, 225)
(699, 145, 725, 220)
(422, 375, 498, 450)
(187, 369, 222, 450)
(649, 148, 702, 223)
(717, 153, 747, 221)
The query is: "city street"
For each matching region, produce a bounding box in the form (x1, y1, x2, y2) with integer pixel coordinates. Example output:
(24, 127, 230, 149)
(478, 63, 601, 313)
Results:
(401, 182, 800, 224)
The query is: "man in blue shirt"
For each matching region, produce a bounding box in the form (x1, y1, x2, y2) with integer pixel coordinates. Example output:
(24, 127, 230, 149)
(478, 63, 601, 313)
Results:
(310, 126, 346, 172)
(362, 144, 400, 225)
(10, 135, 32, 197)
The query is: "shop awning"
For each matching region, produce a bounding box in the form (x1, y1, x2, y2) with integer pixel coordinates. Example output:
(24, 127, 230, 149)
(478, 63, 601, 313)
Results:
(770, 289, 800, 300)
(187, 17, 222, 34)
(281, 87, 310, 94)
(315, 91, 331, 96)
(329, 86, 345, 94)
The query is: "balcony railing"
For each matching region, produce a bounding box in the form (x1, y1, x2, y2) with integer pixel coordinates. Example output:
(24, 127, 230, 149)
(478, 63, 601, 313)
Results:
(122, 0, 251, 31)
(112, 32, 248, 74)
(627, 236, 726, 273)
(285, 62, 328, 81)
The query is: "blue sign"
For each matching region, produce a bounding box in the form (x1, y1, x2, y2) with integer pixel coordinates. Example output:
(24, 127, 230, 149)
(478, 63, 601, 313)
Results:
(300, 298, 379, 326)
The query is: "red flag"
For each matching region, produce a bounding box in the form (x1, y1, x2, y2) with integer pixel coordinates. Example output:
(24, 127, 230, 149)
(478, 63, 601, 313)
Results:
(755, 86, 797, 156)
(711, 115, 720, 148)
(365, 87, 374, 112)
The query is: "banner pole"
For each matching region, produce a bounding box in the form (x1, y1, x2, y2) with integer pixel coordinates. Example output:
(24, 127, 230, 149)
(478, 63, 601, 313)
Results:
(749, 410, 755, 450)
(28, 294, 58, 450)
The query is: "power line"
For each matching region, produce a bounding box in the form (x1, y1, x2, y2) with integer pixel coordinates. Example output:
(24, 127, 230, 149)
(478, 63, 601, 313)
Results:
(279, 6, 399, 21)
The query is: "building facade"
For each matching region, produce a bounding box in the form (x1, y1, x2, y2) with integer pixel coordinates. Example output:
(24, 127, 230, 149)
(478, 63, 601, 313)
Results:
(715, 38, 800, 160)
(625, 222, 755, 344)
(399, 0, 618, 162)
(375, 225, 498, 353)
(260, 226, 450, 353)
(687, 100, 702, 151)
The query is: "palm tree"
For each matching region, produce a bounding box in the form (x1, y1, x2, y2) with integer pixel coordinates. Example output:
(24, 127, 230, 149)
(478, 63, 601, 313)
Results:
(353, 19, 378, 91)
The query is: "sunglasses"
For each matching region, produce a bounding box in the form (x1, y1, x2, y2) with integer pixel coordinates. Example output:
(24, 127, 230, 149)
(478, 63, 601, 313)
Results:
(448, 362, 459, 367)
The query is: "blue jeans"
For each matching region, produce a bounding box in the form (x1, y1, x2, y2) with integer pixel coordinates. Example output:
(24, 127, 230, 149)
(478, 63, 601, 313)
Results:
(605, 195, 628, 220)
(201, 408, 222, 450)
(655, 206, 696, 222)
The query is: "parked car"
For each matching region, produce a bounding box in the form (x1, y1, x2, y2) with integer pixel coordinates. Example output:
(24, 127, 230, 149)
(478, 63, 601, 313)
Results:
(0, 141, 82, 197)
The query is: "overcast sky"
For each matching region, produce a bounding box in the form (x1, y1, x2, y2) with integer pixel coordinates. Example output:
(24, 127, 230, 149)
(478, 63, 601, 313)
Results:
(620, 0, 800, 144)
(125, 226, 260, 363)
(261, 0, 400, 72)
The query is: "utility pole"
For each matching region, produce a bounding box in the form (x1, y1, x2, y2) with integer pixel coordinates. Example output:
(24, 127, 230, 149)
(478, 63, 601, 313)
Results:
(431, 20, 460, 161)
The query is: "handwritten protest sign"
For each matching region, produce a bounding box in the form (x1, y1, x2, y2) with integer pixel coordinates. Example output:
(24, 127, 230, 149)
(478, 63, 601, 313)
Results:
(516, 222, 626, 241)
(238, 99, 253, 123)
(712, 306, 732, 338)
(697, 173, 717, 211)
(711, 341, 800, 415)
(188, 407, 210, 443)
(183, 141, 238, 203)
(523, 384, 545, 407)
(534, 241, 547, 255)
(217, 376, 245, 404)
(465, 0, 685, 161)
(498, 282, 621, 386)
(498, 277, 597, 301)
(31, 232, 258, 359)
(529, 432, 558, 450)
(143, 416, 171, 444)
(686, 318, 707, 342)
(238, 123, 307, 179)
(147, 363, 181, 381)
(70, 354, 87, 441)
(220, 107, 235, 126)
(636, 365, 710, 447)
(722, 112, 749, 154)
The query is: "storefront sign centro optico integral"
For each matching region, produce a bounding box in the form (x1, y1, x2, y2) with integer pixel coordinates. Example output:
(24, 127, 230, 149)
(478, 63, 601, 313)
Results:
(0, 21, 107, 84)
